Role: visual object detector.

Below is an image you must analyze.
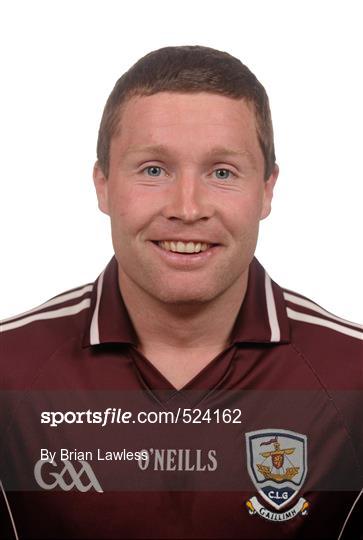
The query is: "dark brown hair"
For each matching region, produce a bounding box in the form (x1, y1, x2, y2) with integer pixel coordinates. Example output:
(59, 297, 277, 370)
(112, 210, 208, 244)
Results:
(96, 45, 276, 179)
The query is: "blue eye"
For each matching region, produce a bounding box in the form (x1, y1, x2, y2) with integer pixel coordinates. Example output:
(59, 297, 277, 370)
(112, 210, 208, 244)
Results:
(214, 168, 231, 180)
(145, 166, 162, 177)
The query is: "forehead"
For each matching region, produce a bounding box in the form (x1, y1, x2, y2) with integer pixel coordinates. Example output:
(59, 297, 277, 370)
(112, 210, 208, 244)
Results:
(111, 92, 261, 160)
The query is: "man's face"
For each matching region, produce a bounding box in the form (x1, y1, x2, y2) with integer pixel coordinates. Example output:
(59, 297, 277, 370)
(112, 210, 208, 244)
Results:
(94, 92, 278, 304)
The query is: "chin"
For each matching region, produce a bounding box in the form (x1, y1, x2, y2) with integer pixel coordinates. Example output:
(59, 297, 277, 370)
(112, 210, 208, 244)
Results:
(147, 285, 222, 306)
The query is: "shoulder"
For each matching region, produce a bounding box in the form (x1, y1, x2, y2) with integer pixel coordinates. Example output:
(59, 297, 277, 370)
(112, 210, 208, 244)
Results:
(278, 285, 363, 463)
(0, 282, 94, 387)
(283, 287, 362, 341)
(280, 286, 362, 388)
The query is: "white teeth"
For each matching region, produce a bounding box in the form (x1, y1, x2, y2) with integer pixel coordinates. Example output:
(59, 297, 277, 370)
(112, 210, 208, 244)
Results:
(176, 241, 186, 253)
(157, 240, 212, 254)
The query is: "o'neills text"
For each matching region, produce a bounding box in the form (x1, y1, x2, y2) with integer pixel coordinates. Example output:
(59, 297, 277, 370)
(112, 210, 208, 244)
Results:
(138, 448, 218, 471)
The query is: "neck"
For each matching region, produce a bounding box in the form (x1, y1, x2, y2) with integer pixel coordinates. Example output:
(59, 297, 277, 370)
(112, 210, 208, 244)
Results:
(117, 270, 249, 354)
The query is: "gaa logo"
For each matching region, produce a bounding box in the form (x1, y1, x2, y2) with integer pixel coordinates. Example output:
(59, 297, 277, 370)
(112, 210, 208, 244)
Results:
(34, 459, 103, 493)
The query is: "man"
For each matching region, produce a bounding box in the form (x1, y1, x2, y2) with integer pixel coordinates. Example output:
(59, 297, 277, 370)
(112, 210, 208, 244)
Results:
(1, 45, 362, 539)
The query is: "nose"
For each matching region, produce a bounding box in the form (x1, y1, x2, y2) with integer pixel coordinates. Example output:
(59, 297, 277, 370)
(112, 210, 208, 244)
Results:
(162, 170, 214, 223)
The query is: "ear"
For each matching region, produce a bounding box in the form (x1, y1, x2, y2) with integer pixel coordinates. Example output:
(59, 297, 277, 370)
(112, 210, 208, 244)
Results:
(93, 161, 110, 215)
(260, 164, 279, 220)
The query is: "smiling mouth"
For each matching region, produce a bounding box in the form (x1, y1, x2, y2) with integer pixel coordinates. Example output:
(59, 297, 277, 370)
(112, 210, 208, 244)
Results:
(153, 240, 217, 254)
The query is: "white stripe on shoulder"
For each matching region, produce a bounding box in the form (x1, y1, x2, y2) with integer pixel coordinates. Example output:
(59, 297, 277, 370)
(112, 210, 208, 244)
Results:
(264, 272, 281, 342)
(286, 307, 363, 340)
(1, 298, 91, 333)
(90, 270, 105, 345)
(283, 291, 363, 330)
(1, 284, 93, 324)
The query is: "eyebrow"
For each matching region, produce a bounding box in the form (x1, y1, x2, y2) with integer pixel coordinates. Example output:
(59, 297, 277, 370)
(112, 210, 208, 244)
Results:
(125, 144, 256, 164)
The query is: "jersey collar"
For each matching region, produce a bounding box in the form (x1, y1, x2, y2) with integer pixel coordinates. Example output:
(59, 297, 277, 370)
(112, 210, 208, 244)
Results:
(229, 257, 290, 344)
(82, 255, 290, 348)
(82, 256, 137, 347)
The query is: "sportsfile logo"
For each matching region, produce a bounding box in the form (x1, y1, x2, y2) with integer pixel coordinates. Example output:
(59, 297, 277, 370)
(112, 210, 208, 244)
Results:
(34, 459, 103, 493)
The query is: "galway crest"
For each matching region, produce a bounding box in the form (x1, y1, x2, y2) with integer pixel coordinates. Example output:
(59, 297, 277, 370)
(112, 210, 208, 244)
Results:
(245, 428, 308, 513)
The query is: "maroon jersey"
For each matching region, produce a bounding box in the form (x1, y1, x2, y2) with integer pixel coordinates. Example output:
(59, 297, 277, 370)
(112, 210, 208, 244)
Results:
(1, 256, 362, 539)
